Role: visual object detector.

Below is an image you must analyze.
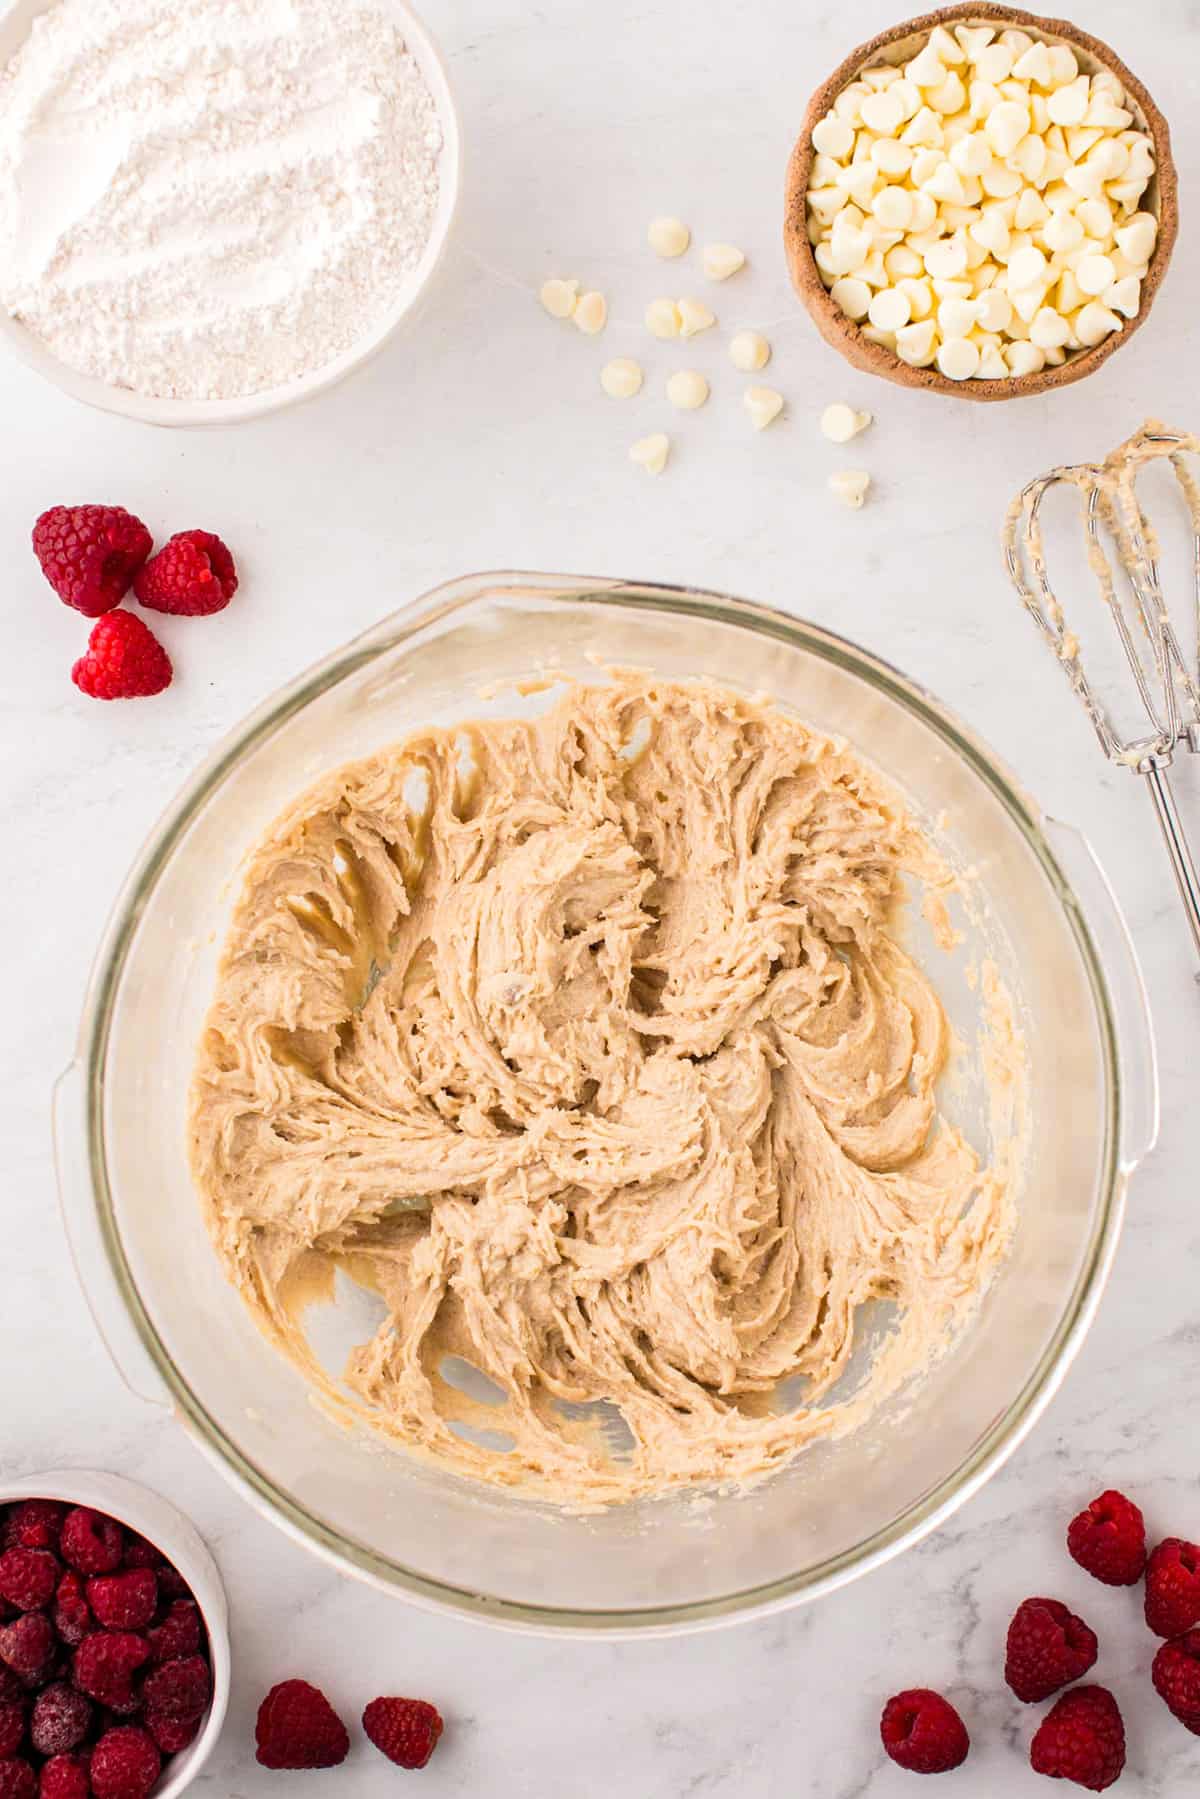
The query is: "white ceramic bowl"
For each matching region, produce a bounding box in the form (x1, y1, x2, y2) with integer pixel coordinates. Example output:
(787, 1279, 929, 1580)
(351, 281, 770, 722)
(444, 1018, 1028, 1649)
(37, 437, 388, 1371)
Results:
(0, 1470, 230, 1796)
(0, 0, 462, 428)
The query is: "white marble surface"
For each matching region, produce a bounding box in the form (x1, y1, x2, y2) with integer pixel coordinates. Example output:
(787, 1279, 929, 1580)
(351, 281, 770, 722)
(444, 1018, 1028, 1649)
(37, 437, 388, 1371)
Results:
(2, 0, 1200, 1792)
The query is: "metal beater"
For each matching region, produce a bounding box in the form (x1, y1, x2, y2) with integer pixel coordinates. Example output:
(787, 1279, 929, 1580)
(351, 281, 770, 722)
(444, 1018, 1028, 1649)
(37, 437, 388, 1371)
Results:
(1004, 420, 1200, 968)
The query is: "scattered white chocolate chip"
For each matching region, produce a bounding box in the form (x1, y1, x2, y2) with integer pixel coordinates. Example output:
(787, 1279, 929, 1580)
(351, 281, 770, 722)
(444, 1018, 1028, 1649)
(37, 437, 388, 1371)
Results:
(702, 243, 746, 281)
(629, 433, 670, 475)
(666, 369, 709, 410)
(744, 386, 784, 430)
(645, 297, 682, 339)
(677, 296, 716, 337)
(820, 402, 872, 443)
(728, 329, 771, 371)
(647, 216, 690, 258)
(540, 278, 579, 319)
(600, 358, 644, 399)
(573, 290, 607, 335)
(829, 469, 871, 508)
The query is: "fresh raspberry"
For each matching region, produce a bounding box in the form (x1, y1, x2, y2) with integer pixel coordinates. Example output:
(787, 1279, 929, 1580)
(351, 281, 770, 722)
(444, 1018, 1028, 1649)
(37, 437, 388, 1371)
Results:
(89, 1727, 160, 1799)
(145, 1709, 201, 1755)
(29, 1685, 92, 1759)
(1030, 1686, 1125, 1791)
(1067, 1490, 1147, 1587)
(71, 1634, 150, 1709)
(52, 1576, 91, 1650)
(1006, 1597, 1099, 1703)
(153, 1568, 190, 1604)
(141, 1655, 209, 1720)
(0, 1761, 35, 1799)
(0, 1617, 56, 1684)
(1151, 1629, 1200, 1734)
(38, 1757, 90, 1799)
(362, 1696, 444, 1770)
(33, 507, 153, 618)
(0, 1553, 60, 1615)
(85, 1573, 157, 1634)
(146, 1601, 202, 1665)
(3, 1506, 66, 1554)
(59, 1512, 123, 1579)
(118, 1540, 159, 1574)
(0, 1701, 24, 1758)
(71, 611, 172, 702)
(880, 1688, 969, 1775)
(254, 1680, 349, 1770)
(1145, 1538, 1200, 1638)
(134, 531, 238, 617)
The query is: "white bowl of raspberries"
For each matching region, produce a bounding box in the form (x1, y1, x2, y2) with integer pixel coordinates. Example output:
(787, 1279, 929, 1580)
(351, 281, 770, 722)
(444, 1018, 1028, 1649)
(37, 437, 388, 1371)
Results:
(0, 1471, 229, 1799)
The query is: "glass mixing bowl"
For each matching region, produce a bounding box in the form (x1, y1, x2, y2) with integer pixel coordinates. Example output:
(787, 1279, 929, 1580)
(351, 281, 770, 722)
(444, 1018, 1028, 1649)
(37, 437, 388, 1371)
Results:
(54, 574, 1157, 1636)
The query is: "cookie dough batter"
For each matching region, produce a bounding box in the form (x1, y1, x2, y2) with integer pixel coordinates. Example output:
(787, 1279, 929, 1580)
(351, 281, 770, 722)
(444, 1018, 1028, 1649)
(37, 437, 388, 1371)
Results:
(191, 677, 1013, 1505)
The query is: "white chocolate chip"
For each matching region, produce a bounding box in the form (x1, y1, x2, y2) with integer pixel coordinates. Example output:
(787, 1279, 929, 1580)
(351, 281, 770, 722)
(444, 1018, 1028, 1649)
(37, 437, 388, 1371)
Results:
(728, 330, 771, 371)
(829, 275, 873, 321)
(744, 386, 784, 430)
(1075, 300, 1122, 346)
(647, 216, 690, 258)
(1005, 340, 1045, 375)
(895, 317, 937, 364)
(629, 433, 670, 475)
(666, 369, 709, 410)
(936, 336, 980, 379)
(1115, 212, 1157, 266)
(645, 298, 682, 339)
(1047, 75, 1090, 127)
(1105, 275, 1141, 319)
(867, 287, 911, 331)
(677, 296, 716, 337)
(1030, 305, 1071, 349)
(703, 244, 745, 282)
(812, 116, 856, 159)
(820, 402, 872, 443)
(829, 469, 871, 508)
(540, 278, 579, 319)
(573, 290, 607, 334)
(860, 88, 905, 133)
(1076, 252, 1116, 296)
(600, 358, 643, 399)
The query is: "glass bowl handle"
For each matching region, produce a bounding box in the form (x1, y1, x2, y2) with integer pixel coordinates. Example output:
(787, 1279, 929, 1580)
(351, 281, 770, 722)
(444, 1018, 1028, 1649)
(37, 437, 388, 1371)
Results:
(1044, 817, 1160, 1173)
(52, 1062, 171, 1409)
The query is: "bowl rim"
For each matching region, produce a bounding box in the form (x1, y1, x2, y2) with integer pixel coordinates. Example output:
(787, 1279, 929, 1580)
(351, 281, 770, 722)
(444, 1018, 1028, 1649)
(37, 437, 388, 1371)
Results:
(0, 0, 462, 428)
(73, 572, 1126, 1635)
(783, 2, 1179, 402)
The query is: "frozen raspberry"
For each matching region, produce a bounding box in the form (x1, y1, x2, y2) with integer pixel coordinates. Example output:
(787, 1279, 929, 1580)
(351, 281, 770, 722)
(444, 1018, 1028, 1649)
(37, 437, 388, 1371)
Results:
(134, 531, 237, 617)
(362, 1696, 444, 1770)
(85, 1573, 157, 1634)
(141, 1655, 209, 1720)
(1006, 1597, 1099, 1704)
(0, 1673, 20, 1707)
(0, 1617, 56, 1684)
(880, 1688, 969, 1775)
(0, 1552, 59, 1615)
(1068, 1490, 1147, 1587)
(89, 1727, 160, 1799)
(0, 1701, 24, 1758)
(71, 1634, 150, 1709)
(1145, 1537, 1200, 1638)
(145, 1709, 201, 1755)
(59, 1512, 123, 1579)
(71, 611, 172, 702)
(146, 1601, 202, 1665)
(38, 1757, 90, 1799)
(52, 1576, 91, 1651)
(33, 507, 153, 617)
(28, 1686, 91, 1759)
(0, 1761, 35, 1799)
(3, 1506, 66, 1554)
(255, 1680, 349, 1770)
(1030, 1685, 1125, 1791)
(118, 1540, 159, 1574)
(1151, 1629, 1200, 1735)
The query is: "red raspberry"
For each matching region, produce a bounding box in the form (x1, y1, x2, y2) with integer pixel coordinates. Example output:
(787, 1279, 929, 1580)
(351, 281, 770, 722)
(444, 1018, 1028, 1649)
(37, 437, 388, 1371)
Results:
(146, 1602, 202, 1666)
(3, 1507, 66, 1554)
(29, 1686, 91, 1759)
(0, 1677, 17, 1708)
(1145, 1537, 1200, 1638)
(145, 1710, 201, 1755)
(33, 507, 153, 617)
(59, 1512, 123, 1579)
(0, 1761, 35, 1799)
(1151, 1629, 1200, 1734)
(880, 1688, 969, 1775)
(118, 1540, 159, 1574)
(71, 611, 172, 702)
(1067, 1490, 1147, 1587)
(362, 1696, 444, 1770)
(71, 1634, 150, 1709)
(0, 1617, 56, 1684)
(0, 1701, 24, 1758)
(85, 1573, 157, 1634)
(1006, 1597, 1099, 1704)
(134, 531, 238, 617)
(153, 1568, 190, 1603)
(1030, 1685, 1125, 1791)
(0, 1553, 59, 1615)
(89, 1727, 160, 1799)
(52, 1577, 91, 1651)
(254, 1680, 349, 1770)
(38, 1757, 90, 1799)
(141, 1655, 209, 1720)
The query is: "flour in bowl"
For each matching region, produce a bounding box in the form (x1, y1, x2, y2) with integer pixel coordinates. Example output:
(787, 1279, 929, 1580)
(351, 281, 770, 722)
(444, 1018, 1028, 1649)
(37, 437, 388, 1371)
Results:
(0, 0, 444, 401)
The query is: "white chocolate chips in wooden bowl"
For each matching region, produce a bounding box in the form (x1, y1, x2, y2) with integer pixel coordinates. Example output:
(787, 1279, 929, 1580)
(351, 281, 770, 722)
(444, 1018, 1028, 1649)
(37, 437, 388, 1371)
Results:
(784, 6, 1177, 399)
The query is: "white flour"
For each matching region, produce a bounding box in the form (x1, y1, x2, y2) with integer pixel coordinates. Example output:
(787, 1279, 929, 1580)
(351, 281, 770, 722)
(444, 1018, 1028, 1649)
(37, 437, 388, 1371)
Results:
(0, 0, 444, 401)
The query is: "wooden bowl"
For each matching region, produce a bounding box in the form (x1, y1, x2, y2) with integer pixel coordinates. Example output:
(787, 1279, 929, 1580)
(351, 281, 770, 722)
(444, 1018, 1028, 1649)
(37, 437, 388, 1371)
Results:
(783, 3, 1178, 400)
